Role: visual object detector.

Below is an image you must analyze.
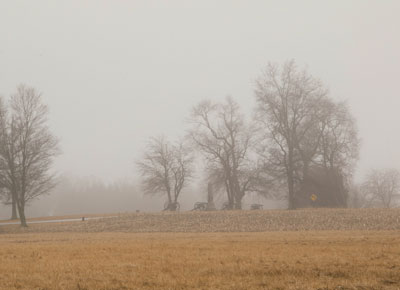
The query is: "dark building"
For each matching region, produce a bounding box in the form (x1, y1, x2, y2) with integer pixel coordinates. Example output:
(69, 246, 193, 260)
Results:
(295, 166, 347, 208)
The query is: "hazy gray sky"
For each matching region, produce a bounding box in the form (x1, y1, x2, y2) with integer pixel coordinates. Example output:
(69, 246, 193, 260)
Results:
(1, 0, 399, 182)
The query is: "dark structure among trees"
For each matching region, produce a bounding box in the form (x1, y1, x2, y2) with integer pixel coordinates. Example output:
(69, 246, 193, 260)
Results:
(295, 166, 347, 208)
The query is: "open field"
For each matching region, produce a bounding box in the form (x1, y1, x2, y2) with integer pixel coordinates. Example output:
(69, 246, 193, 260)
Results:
(1, 208, 400, 234)
(1, 209, 400, 289)
(1, 231, 400, 290)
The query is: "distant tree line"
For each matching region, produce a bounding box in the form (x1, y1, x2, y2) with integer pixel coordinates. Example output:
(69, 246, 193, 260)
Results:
(138, 60, 399, 210)
(39, 176, 151, 215)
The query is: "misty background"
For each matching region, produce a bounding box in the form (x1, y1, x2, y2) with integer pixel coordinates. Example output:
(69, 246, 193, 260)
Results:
(0, 1, 399, 218)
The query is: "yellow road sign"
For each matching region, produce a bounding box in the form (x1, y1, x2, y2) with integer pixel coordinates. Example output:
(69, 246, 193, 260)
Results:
(310, 194, 317, 201)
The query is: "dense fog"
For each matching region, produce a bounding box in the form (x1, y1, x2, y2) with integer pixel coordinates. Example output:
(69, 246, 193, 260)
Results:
(0, 1, 399, 218)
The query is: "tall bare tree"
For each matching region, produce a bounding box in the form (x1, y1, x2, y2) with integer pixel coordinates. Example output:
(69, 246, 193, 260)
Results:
(189, 97, 258, 209)
(255, 60, 329, 209)
(137, 136, 193, 211)
(0, 85, 59, 226)
(361, 169, 400, 208)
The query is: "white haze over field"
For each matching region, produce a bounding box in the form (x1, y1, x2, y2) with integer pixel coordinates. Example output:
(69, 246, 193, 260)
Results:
(0, 1, 399, 217)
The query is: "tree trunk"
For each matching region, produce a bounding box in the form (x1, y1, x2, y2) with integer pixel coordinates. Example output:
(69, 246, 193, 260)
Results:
(11, 193, 18, 220)
(287, 174, 295, 209)
(17, 202, 28, 227)
(287, 149, 296, 210)
(225, 177, 234, 209)
(234, 196, 243, 209)
(233, 181, 243, 209)
(167, 189, 172, 204)
(232, 169, 243, 210)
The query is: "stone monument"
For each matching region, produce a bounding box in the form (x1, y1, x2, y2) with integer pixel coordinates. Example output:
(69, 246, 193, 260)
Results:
(206, 182, 216, 210)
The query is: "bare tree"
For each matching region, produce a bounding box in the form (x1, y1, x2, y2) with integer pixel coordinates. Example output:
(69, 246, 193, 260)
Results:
(0, 85, 59, 226)
(317, 101, 359, 180)
(361, 169, 400, 208)
(137, 136, 193, 211)
(255, 60, 329, 209)
(0, 97, 20, 219)
(0, 98, 13, 218)
(189, 97, 258, 209)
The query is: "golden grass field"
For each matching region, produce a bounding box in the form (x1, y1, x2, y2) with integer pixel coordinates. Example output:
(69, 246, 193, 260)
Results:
(1, 209, 400, 289)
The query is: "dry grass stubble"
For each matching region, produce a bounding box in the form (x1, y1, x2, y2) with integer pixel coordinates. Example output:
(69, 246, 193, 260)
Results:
(1, 231, 400, 290)
(2, 208, 400, 234)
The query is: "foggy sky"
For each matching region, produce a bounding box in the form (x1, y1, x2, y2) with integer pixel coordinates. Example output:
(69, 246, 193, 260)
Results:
(1, 0, 399, 183)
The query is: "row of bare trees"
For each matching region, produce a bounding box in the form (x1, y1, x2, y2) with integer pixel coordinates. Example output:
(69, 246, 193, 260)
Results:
(0, 85, 59, 226)
(138, 60, 362, 210)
